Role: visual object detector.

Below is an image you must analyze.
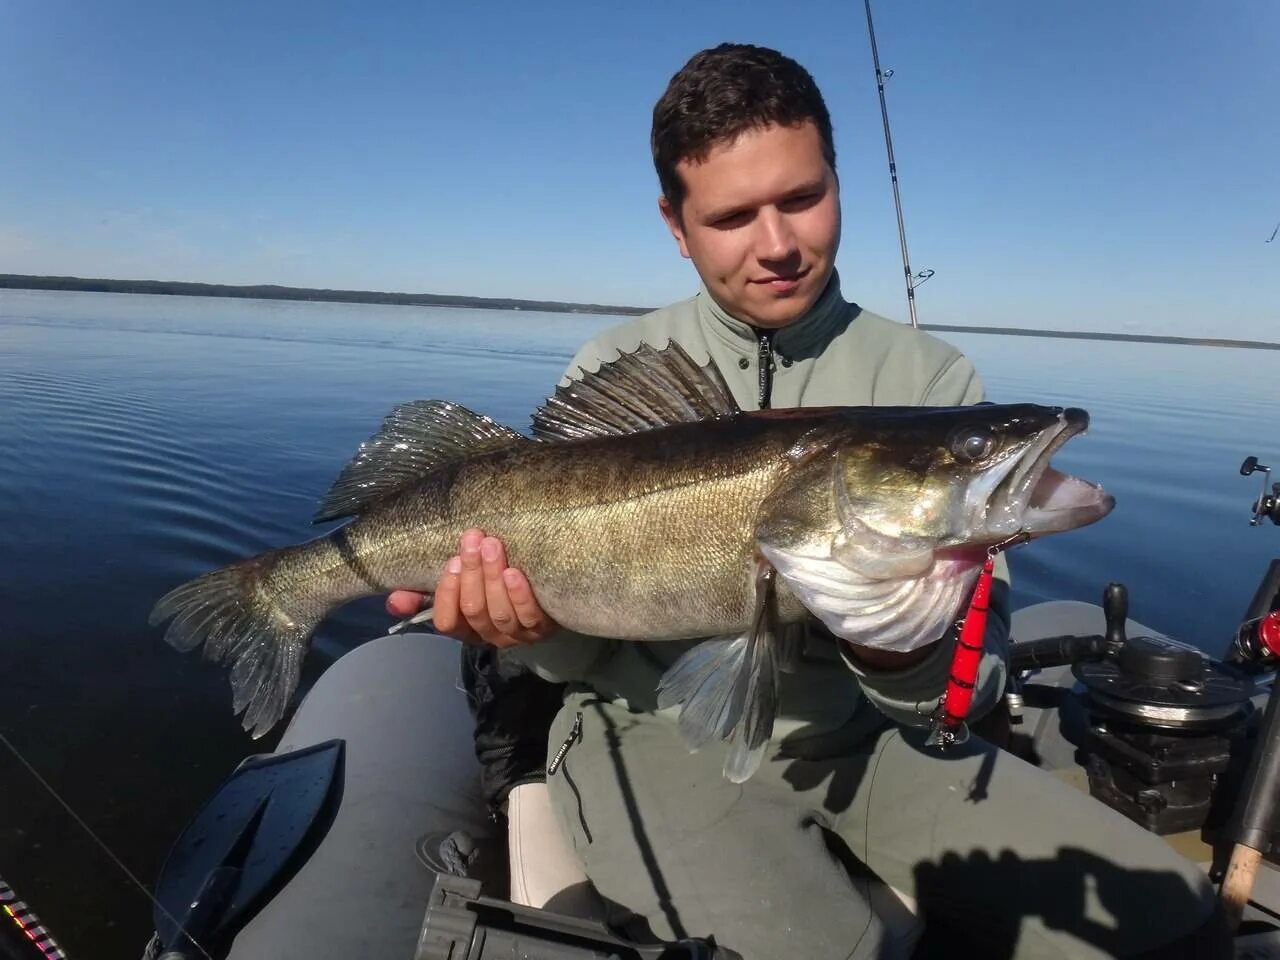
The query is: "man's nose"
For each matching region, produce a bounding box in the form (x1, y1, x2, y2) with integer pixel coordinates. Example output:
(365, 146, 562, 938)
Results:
(756, 208, 798, 262)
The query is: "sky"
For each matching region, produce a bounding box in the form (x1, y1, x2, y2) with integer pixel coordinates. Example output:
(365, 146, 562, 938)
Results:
(1, 0, 1276, 338)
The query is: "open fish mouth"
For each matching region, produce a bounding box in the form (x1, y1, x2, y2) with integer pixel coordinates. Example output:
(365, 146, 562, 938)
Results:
(994, 408, 1115, 536)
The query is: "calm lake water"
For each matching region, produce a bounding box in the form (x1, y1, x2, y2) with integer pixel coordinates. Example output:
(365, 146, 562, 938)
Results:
(1, 288, 1276, 957)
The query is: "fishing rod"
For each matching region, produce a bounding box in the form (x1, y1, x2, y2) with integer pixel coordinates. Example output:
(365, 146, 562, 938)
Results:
(1219, 456, 1280, 931)
(862, 0, 932, 329)
(1, 874, 69, 960)
(0, 730, 217, 960)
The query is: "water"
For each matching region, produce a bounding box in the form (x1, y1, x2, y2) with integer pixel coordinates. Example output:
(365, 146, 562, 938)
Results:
(0, 289, 1276, 957)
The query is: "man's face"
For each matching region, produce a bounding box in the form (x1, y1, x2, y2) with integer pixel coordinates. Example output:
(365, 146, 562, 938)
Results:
(659, 121, 841, 330)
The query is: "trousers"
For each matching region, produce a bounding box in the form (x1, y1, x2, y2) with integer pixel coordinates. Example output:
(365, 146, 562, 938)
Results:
(545, 689, 1229, 959)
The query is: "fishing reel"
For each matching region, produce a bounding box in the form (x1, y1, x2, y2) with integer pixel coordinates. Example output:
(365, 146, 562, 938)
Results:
(1063, 582, 1257, 835)
(1242, 456, 1280, 527)
(1010, 577, 1260, 835)
(1229, 455, 1280, 669)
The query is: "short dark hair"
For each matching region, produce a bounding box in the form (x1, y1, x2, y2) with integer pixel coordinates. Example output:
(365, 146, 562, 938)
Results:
(651, 43, 836, 214)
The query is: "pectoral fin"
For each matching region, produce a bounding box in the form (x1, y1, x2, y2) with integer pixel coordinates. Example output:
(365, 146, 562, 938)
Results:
(656, 560, 779, 783)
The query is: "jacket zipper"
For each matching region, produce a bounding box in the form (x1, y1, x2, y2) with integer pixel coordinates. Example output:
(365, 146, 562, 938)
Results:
(756, 330, 774, 410)
(546, 711, 583, 776)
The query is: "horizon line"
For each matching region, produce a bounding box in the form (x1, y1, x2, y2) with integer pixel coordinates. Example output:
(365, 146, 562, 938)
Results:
(2, 273, 1276, 351)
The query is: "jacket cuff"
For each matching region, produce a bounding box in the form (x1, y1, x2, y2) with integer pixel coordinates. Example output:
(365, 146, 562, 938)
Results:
(506, 628, 618, 683)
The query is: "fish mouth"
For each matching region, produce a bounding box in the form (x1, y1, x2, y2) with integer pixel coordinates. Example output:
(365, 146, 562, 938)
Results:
(992, 408, 1115, 537)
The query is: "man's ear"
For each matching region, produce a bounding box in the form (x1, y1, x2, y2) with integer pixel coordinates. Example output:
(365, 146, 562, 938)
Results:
(658, 195, 691, 259)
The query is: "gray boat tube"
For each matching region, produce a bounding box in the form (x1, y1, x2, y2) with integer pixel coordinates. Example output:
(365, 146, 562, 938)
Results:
(225, 632, 494, 960)
(211, 603, 1280, 957)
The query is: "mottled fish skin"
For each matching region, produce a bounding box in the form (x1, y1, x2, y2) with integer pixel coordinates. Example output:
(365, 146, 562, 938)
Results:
(161, 411, 881, 658)
(149, 410, 808, 738)
(150, 343, 1114, 765)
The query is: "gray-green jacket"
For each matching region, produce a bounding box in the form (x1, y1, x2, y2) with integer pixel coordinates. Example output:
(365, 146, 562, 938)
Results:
(513, 272, 1010, 758)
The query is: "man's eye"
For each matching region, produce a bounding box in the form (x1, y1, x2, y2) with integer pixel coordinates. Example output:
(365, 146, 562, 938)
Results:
(780, 192, 820, 211)
(711, 211, 750, 229)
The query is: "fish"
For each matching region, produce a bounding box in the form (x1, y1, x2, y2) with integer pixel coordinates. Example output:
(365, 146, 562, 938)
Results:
(150, 341, 1114, 780)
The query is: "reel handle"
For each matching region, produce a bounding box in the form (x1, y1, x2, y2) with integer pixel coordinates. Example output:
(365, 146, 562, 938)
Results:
(1104, 582, 1129, 653)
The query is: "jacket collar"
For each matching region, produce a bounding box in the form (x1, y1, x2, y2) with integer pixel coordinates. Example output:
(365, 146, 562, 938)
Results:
(696, 269, 852, 358)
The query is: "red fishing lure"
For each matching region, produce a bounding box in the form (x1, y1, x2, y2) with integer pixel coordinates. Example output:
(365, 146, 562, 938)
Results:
(928, 534, 1026, 748)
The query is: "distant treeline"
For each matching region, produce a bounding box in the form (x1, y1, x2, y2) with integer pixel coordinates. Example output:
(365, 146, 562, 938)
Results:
(3, 273, 1276, 350)
(0, 273, 648, 318)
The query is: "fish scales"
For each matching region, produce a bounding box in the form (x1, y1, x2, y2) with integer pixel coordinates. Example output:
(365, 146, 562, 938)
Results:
(314, 414, 823, 641)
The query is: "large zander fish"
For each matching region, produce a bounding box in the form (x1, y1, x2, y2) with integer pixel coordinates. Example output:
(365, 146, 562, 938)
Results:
(151, 342, 1114, 780)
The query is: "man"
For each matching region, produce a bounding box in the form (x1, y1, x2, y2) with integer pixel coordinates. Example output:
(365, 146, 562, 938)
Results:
(392, 43, 1229, 958)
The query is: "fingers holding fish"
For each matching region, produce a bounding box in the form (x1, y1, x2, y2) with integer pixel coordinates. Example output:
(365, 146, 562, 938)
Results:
(439, 528, 556, 648)
(432, 552, 480, 644)
(499, 566, 555, 638)
(456, 527, 493, 630)
(477, 535, 557, 647)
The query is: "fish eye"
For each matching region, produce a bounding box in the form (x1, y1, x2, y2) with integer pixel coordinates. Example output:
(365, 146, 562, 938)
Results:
(950, 426, 997, 463)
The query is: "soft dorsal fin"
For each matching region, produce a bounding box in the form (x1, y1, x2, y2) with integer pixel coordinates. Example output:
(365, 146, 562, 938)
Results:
(314, 400, 526, 522)
(531, 340, 740, 441)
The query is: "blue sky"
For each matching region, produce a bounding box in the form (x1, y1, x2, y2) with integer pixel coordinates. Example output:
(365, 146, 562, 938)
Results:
(2, 0, 1276, 337)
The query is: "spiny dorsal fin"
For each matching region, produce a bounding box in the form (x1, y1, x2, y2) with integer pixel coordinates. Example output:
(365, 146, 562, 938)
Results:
(531, 340, 740, 441)
(314, 400, 526, 522)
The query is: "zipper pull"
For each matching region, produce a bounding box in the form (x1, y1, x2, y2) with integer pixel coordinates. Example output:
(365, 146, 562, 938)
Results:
(547, 711, 583, 776)
(757, 330, 774, 410)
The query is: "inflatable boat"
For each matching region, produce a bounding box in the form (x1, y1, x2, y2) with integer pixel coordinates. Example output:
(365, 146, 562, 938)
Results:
(134, 457, 1280, 959)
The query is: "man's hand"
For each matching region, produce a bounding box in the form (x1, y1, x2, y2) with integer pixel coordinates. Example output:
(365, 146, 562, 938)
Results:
(385, 528, 558, 649)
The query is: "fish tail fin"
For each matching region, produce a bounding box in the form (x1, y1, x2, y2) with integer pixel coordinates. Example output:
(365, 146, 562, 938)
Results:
(149, 548, 324, 739)
(656, 626, 779, 784)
